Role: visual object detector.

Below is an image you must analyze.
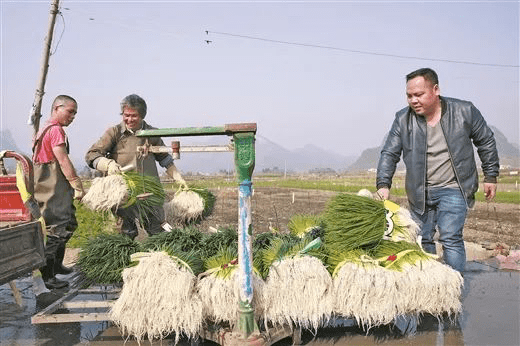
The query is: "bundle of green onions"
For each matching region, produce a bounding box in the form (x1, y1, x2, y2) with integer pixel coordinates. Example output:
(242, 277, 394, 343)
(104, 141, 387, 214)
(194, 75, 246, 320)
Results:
(77, 233, 142, 284)
(82, 175, 128, 211)
(200, 227, 238, 259)
(323, 193, 414, 253)
(81, 171, 166, 227)
(260, 238, 333, 332)
(370, 240, 463, 316)
(110, 251, 203, 344)
(141, 226, 205, 255)
(164, 187, 215, 225)
(287, 214, 323, 239)
(196, 247, 265, 326)
(329, 239, 463, 326)
(328, 247, 400, 327)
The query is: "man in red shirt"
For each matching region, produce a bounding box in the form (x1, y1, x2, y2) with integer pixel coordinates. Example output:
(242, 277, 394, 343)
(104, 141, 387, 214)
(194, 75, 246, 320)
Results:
(33, 95, 85, 289)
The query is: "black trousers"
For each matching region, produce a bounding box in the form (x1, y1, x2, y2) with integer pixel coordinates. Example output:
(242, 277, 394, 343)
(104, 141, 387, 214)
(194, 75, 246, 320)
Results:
(113, 204, 164, 239)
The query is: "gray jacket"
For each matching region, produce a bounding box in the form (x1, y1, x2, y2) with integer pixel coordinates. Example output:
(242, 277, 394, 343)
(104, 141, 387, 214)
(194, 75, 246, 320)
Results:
(85, 121, 174, 178)
(376, 96, 499, 214)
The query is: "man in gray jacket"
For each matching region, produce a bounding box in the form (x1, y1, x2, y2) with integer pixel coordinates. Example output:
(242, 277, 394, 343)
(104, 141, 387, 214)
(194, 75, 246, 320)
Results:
(86, 94, 186, 239)
(376, 68, 499, 272)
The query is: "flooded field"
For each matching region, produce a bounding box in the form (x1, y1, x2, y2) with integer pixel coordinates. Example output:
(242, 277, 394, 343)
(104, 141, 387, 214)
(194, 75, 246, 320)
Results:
(2, 187, 518, 345)
(1, 260, 518, 346)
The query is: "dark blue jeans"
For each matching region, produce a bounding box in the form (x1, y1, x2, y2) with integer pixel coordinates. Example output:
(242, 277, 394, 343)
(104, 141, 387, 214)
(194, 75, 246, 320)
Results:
(410, 187, 468, 272)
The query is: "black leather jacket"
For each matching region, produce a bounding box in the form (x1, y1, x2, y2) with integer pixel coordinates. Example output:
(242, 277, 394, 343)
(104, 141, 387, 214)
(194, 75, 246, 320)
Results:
(377, 96, 499, 214)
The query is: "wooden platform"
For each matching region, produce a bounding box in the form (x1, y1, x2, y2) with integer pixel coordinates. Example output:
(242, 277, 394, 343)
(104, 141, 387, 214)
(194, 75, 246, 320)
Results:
(31, 286, 119, 324)
(31, 284, 300, 345)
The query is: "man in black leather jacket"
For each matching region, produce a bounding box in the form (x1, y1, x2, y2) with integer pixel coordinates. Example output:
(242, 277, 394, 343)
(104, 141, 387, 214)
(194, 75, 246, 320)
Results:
(376, 68, 499, 272)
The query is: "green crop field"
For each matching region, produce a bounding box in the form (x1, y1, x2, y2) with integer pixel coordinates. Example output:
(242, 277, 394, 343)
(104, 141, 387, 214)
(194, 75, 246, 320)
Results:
(178, 173, 519, 204)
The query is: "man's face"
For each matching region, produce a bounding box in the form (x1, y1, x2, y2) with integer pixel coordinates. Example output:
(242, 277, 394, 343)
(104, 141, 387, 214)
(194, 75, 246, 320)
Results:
(54, 101, 77, 127)
(122, 106, 142, 131)
(406, 76, 440, 117)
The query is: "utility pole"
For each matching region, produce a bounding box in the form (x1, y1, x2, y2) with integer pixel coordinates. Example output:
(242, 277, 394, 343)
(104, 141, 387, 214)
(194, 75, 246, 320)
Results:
(28, 0, 60, 139)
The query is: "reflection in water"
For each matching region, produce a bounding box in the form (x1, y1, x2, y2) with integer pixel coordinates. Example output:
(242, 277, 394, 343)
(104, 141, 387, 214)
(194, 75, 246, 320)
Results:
(0, 278, 111, 345)
(35, 308, 81, 346)
(0, 278, 38, 344)
(2, 260, 518, 346)
(273, 315, 464, 346)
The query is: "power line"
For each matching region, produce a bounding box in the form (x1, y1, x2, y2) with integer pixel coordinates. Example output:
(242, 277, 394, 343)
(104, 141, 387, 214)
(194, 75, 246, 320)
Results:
(207, 30, 519, 68)
(50, 10, 66, 56)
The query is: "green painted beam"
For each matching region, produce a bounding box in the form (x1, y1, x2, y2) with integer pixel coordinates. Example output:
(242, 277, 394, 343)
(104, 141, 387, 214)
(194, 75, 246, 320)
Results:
(136, 123, 257, 137)
(233, 132, 255, 182)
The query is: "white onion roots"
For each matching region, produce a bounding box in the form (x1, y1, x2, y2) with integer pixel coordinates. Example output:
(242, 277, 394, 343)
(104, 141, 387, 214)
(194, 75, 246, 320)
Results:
(164, 191, 204, 225)
(332, 259, 463, 329)
(395, 260, 463, 316)
(394, 207, 420, 242)
(196, 269, 266, 327)
(332, 262, 399, 327)
(262, 256, 333, 332)
(82, 175, 128, 211)
(110, 251, 203, 345)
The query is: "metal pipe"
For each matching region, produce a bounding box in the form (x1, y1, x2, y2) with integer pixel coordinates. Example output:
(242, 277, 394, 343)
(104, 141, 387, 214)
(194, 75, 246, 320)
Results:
(139, 144, 234, 153)
(135, 123, 260, 339)
(233, 132, 258, 338)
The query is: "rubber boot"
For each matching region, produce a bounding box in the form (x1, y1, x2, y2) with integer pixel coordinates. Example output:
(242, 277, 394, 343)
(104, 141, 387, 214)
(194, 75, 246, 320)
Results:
(114, 206, 138, 240)
(54, 242, 73, 275)
(41, 257, 69, 290)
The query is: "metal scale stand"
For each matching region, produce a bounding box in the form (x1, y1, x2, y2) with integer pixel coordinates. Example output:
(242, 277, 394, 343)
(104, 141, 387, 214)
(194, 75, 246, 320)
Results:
(136, 123, 298, 346)
(30, 123, 298, 344)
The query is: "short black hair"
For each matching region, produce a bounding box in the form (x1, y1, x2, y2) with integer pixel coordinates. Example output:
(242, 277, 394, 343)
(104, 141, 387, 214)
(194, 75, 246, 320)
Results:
(51, 95, 77, 111)
(406, 68, 439, 86)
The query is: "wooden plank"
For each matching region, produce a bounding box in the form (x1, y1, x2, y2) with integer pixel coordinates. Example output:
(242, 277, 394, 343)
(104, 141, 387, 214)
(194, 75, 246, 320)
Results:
(8, 281, 23, 307)
(31, 287, 80, 324)
(62, 300, 114, 309)
(32, 312, 111, 324)
(76, 287, 121, 295)
(32, 285, 119, 324)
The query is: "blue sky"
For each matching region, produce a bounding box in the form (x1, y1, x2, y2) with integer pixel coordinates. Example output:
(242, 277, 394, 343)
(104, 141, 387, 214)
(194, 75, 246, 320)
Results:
(1, 0, 518, 166)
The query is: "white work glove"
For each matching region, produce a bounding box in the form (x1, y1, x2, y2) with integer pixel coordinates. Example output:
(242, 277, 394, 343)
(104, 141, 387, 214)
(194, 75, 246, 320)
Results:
(96, 157, 122, 175)
(69, 177, 85, 200)
(166, 164, 188, 189)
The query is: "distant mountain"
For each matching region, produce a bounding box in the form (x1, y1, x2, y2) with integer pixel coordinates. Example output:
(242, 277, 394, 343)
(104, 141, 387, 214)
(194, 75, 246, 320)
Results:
(348, 146, 385, 172)
(1, 126, 517, 175)
(0, 129, 23, 153)
(167, 136, 356, 174)
(348, 126, 520, 172)
(0, 129, 27, 172)
(256, 137, 355, 173)
(491, 126, 520, 168)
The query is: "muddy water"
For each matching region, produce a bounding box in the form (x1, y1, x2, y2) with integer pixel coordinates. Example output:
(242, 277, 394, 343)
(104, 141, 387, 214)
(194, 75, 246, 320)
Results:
(1, 260, 518, 346)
